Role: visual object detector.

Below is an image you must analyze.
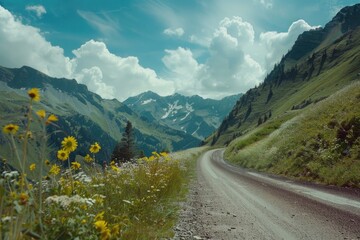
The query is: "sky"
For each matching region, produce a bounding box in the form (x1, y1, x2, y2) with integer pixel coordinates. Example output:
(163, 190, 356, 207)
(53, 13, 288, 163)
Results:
(0, 0, 359, 101)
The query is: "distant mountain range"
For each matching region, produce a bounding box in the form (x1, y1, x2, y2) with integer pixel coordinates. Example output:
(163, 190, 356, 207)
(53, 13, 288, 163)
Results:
(124, 91, 241, 140)
(208, 3, 360, 146)
(0, 66, 202, 166)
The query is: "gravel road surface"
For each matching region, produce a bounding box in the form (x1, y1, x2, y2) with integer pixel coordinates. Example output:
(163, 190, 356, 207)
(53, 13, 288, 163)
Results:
(173, 149, 360, 240)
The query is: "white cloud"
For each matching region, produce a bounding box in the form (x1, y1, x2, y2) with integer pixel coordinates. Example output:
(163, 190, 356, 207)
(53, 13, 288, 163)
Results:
(0, 6, 72, 78)
(25, 5, 46, 18)
(163, 16, 318, 98)
(0, 6, 174, 101)
(258, 0, 273, 9)
(163, 27, 184, 37)
(77, 10, 119, 37)
(71, 40, 174, 100)
(0, 5, 319, 101)
(162, 17, 264, 99)
(162, 47, 205, 95)
(259, 19, 318, 71)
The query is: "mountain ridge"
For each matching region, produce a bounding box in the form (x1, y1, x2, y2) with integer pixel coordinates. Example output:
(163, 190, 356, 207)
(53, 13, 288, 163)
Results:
(124, 91, 241, 140)
(209, 3, 360, 146)
(0, 65, 201, 167)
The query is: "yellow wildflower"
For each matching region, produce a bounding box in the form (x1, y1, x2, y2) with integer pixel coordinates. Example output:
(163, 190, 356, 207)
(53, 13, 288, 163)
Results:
(2, 124, 19, 134)
(26, 131, 33, 139)
(19, 192, 29, 205)
(90, 142, 101, 153)
(111, 165, 119, 172)
(81, 219, 87, 224)
(57, 149, 69, 161)
(84, 154, 93, 163)
(36, 109, 46, 119)
(45, 159, 50, 165)
(147, 156, 155, 162)
(61, 136, 78, 152)
(71, 161, 81, 170)
(28, 88, 40, 101)
(160, 152, 168, 157)
(49, 164, 61, 176)
(111, 224, 121, 236)
(29, 163, 36, 171)
(46, 114, 58, 124)
(95, 211, 105, 221)
(94, 220, 111, 240)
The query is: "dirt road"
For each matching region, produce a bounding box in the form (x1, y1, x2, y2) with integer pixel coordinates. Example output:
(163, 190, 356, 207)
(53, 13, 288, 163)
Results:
(174, 149, 360, 239)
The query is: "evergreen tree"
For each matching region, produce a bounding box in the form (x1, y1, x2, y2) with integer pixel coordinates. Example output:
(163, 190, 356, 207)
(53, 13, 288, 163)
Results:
(111, 121, 136, 163)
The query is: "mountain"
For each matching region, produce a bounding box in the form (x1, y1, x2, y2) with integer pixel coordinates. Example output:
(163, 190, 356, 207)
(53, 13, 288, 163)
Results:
(124, 91, 241, 140)
(206, 4, 360, 186)
(208, 3, 360, 146)
(0, 66, 200, 168)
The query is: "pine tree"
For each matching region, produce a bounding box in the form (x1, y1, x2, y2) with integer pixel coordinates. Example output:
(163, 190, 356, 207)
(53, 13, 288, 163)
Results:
(111, 121, 136, 163)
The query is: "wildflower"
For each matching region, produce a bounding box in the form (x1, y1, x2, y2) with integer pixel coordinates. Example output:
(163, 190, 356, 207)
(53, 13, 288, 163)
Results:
(160, 152, 168, 157)
(49, 164, 60, 176)
(94, 220, 111, 240)
(2, 124, 19, 134)
(29, 163, 36, 171)
(111, 165, 119, 172)
(46, 114, 58, 124)
(95, 211, 105, 221)
(45, 159, 50, 165)
(61, 136, 78, 152)
(57, 149, 69, 161)
(19, 192, 29, 205)
(26, 131, 33, 139)
(28, 88, 40, 101)
(90, 142, 101, 153)
(71, 161, 81, 170)
(36, 109, 46, 119)
(111, 224, 120, 236)
(84, 154, 93, 163)
(81, 219, 87, 224)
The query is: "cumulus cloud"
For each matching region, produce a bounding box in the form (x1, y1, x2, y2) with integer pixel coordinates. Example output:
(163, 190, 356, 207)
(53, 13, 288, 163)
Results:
(0, 6, 174, 101)
(163, 16, 318, 98)
(0, 5, 318, 101)
(162, 47, 205, 95)
(259, 19, 318, 71)
(71, 40, 174, 100)
(162, 17, 264, 98)
(163, 27, 184, 37)
(25, 5, 46, 18)
(0, 6, 72, 78)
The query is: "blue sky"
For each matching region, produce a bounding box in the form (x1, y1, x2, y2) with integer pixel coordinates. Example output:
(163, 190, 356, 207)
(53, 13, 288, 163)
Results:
(0, 0, 359, 100)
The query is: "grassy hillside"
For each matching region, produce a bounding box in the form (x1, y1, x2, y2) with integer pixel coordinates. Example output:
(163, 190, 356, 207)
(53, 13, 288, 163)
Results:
(208, 24, 360, 147)
(225, 82, 360, 186)
(0, 66, 200, 177)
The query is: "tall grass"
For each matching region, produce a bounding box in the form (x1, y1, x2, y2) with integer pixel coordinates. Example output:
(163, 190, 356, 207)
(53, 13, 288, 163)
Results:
(0, 89, 198, 239)
(225, 82, 360, 187)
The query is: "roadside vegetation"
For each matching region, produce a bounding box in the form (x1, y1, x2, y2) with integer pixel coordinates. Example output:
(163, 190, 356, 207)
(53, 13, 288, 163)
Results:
(0, 88, 202, 239)
(225, 82, 360, 187)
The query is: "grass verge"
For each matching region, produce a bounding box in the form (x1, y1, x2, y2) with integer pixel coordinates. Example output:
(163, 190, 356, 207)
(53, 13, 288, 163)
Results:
(0, 88, 206, 239)
(225, 82, 360, 187)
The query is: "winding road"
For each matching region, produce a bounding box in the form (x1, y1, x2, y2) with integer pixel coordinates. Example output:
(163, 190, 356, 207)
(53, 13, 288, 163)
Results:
(175, 149, 360, 239)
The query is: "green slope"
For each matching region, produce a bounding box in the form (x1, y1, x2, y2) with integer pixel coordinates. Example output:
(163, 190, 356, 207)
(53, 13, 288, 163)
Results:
(225, 82, 360, 186)
(208, 4, 360, 186)
(0, 66, 200, 177)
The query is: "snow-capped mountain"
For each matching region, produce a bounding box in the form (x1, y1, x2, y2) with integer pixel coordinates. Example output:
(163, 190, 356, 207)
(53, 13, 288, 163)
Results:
(124, 91, 241, 140)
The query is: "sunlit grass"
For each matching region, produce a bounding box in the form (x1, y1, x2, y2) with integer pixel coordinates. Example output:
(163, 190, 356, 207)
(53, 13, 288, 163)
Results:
(0, 89, 200, 239)
(225, 82, 360, 187)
